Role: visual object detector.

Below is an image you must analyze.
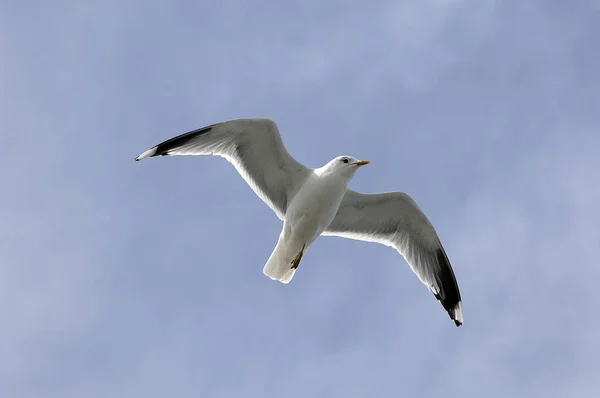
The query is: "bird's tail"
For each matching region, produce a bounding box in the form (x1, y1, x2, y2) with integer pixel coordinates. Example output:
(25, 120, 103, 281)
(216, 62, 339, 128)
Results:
(263, 232, 300, 284)
(263, 242, 296, 283)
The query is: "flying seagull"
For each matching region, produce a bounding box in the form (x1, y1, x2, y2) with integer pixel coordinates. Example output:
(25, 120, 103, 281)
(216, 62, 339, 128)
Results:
(135, 118, 463, 326)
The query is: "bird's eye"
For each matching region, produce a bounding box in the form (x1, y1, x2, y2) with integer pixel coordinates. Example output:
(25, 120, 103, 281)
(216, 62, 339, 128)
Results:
(342, 158, 349, 164)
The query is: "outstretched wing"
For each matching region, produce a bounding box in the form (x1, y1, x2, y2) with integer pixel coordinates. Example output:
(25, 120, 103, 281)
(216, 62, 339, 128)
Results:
(135, 118, 311, 219)
(323, 189, 463, 326)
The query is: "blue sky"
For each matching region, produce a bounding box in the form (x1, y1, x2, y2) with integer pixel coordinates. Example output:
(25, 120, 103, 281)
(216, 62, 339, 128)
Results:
(2, 0, 599, 396)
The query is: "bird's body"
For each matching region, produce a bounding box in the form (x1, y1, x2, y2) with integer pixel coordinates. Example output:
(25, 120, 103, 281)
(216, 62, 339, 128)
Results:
(135, 118, 464, 326)
(264, 158, 360, 282)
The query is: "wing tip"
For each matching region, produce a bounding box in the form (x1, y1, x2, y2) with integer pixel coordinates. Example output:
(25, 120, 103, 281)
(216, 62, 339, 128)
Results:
(134, 124, 215, 162)
(134, 147, 158, 162)
(433, 248, 463, 327)
(450, 301, 463, 327)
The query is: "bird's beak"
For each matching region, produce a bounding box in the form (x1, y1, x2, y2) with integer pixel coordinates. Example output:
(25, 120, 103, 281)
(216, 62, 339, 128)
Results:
(354, 160, 370, 167)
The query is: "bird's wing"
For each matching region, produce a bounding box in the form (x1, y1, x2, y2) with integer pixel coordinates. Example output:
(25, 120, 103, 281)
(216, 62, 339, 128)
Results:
(135, 118, 311, 219)
(322, 189, 463, 326)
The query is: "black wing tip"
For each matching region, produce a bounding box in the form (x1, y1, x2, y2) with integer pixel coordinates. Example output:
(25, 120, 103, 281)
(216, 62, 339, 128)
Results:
(435, 294, 463, 327)
(135, 125, 214, 162)
(153, 125, 213, 155)
(434, 248, 463, 327)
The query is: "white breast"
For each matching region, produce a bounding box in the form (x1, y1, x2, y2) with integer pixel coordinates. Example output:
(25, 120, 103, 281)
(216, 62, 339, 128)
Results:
(286, 173, 348, 243)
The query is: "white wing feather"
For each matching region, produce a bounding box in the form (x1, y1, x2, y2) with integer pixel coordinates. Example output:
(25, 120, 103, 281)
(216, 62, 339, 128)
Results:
(323, 190, 463, 326)
(135, 118, 311, 219)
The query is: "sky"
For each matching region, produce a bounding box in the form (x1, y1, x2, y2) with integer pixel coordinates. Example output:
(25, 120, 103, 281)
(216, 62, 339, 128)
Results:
(2, 0, 600, 396)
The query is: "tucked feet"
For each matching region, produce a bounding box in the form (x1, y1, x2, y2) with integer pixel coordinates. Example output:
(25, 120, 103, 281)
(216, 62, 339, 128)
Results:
(290, 243, 306, 270)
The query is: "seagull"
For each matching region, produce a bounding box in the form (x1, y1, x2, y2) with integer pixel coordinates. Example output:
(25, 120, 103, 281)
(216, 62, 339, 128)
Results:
(135, 118, 463, 326)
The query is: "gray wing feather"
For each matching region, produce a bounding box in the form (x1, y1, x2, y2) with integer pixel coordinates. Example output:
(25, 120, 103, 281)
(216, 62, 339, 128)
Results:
(135, 118, 310, 219)
(323, 190, 463, 326)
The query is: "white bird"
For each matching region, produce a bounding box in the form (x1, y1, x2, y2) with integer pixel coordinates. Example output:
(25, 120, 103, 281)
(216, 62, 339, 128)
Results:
(135, 118, 463, 326)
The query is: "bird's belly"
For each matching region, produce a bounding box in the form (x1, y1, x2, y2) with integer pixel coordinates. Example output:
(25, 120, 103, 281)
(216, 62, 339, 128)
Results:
(286, 186, 346, 244)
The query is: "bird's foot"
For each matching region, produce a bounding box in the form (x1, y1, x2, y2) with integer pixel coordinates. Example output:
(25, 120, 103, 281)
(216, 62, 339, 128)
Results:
(290, 244, 306, 270)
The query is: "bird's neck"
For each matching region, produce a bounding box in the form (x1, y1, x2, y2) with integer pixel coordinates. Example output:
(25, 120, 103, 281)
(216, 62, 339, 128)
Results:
(313, 167, 352, 185)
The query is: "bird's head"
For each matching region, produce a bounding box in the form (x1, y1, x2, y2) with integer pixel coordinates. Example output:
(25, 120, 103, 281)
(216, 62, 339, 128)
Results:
(323, 156, 370, 179)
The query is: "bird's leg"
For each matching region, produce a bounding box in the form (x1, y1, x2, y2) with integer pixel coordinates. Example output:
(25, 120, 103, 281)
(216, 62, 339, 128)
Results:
(290, 243, 306, 270)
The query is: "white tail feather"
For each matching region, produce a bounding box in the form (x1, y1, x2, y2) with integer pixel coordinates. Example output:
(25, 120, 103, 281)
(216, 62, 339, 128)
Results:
(263, 240, 297, 283)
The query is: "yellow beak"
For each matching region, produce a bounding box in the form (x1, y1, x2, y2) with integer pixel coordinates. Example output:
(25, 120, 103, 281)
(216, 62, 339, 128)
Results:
(354, 160, 370, 167)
